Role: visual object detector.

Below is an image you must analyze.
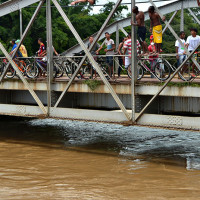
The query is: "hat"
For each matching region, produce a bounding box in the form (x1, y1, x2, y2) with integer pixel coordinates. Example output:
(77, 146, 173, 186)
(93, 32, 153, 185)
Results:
(15, 39, 20, 43)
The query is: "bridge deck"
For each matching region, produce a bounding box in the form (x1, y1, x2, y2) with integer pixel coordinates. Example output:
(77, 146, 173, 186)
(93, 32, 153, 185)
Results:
(1, 76, 200, 98)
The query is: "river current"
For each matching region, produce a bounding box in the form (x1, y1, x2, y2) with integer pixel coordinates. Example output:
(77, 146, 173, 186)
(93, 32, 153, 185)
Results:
(0, 117, 200, 199)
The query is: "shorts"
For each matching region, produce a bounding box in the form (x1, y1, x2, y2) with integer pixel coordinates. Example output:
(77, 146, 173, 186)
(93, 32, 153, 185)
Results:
(125, 57, 131, 68)
(153, 25, 162, 44)
(177, 55, 186, 67)
(106, 56, 113, 67)
(137, 26, 146, 43)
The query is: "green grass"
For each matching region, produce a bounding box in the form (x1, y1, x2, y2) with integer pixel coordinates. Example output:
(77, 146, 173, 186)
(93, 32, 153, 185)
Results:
(84, 80, 101, 91)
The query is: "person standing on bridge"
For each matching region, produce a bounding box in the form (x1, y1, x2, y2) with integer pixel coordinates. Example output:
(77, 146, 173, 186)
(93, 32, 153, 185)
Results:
(148, 6, 165, 54)
(123, 32, 141, 78)
(87, 36, 100, 79)
(96, 32, 116, 80)
(71, 0, 95, 5)
(132, 6, 148, 54)
(175, 31, 186, 67)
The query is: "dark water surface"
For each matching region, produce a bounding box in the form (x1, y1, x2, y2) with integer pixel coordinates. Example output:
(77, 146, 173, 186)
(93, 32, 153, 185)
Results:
(0, 117, 200, 199)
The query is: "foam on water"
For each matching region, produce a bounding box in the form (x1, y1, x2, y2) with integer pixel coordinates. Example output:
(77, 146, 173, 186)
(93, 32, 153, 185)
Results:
(29, 118, 200, 170)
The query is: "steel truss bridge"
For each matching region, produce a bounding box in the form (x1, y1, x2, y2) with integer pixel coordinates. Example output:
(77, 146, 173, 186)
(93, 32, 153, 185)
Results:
(0, 0, 200, 130)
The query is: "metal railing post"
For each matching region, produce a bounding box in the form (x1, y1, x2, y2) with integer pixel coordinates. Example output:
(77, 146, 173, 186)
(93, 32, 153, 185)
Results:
(180, 1, 184, 31)
(131, 0, 137, 123)
(52, 0, 131, 121)
(20, 8, 23, 39)
(46, 0, 53, 116)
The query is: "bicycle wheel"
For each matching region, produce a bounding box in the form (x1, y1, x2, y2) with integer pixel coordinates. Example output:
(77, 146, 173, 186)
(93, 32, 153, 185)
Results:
(178, 60, 194, 81)
(64, 62, 76, 79)
(6, 66, 16, 79)
(127, 63, 144, 80)
(154, 59, 171, 81)
(26, 63, 39, 78)
(53, 61, 64, 78)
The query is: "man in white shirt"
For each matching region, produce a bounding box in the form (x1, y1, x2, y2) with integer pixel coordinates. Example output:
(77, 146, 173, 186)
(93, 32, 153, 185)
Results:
(175, 31, 186, 66)
(97, 32, 115, 79)
(186, 28, 200, 52)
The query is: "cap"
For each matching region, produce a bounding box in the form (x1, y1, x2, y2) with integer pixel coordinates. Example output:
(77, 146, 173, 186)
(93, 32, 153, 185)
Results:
(15, 39, 20, 43)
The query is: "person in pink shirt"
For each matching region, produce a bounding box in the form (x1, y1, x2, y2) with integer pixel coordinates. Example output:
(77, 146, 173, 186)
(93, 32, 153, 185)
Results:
(148, 35, 158, 77)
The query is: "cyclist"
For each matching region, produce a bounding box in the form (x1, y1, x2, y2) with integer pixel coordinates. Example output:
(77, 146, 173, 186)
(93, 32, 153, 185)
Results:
(10, 39, 23, 58)
(15, 39, 28, 58)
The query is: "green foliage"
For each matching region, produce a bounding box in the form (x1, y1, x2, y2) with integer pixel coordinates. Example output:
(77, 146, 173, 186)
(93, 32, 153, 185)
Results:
(84, 79, 101, 91)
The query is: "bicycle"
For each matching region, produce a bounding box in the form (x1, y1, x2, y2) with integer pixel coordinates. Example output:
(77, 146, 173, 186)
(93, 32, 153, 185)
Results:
(26, 55, 63, 79)
(0, 57, 28, 79)
(127, 56, 171, 81)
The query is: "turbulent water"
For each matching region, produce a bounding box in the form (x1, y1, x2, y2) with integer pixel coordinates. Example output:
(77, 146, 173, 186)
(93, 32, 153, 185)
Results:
(0, 117, 200, 199)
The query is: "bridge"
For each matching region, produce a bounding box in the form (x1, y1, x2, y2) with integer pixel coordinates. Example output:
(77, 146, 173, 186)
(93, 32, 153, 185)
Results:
(0, 0, 200, 130)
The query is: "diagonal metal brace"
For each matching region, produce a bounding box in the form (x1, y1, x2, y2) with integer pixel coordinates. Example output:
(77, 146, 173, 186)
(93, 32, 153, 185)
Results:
(52, 0, 131, 121)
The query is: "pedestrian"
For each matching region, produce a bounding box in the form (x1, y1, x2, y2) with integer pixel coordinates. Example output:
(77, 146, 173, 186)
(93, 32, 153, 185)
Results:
(185, 28, 200, 52)
(148, 6, 165, 53)
(97, 32, 115, 80)
(71, 0, 95, 5)
(148, 36, 158, 77)
(197, 0, 200, 6)
(123, 32, 141, 78)
(117, 37, 127, 78)
(185, 28, 200, 75)
(175, 31, 186, 67)
(88, 36, 100, 79)
(132, 6, 148, 54)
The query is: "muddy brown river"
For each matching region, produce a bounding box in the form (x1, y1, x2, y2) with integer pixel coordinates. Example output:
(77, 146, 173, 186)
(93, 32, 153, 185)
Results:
(0, 117, 200, 199)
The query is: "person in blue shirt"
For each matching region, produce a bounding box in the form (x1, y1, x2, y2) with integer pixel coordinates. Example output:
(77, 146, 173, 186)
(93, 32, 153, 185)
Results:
(10, 39, 22, 58)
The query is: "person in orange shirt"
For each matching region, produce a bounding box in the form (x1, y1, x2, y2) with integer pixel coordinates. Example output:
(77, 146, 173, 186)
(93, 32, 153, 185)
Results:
(71, 0, 95, 5)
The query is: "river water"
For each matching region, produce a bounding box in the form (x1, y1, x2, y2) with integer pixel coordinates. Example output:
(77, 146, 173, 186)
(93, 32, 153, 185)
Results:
(0, 117, 200, 200)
